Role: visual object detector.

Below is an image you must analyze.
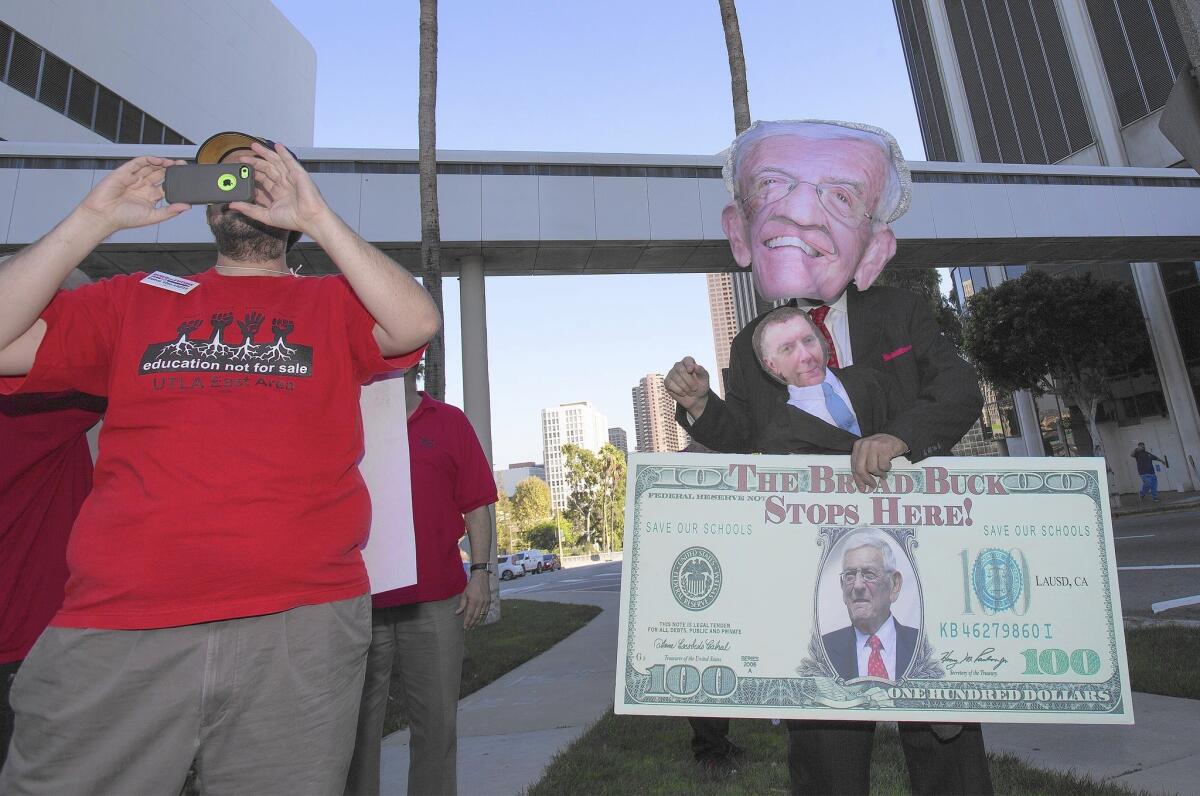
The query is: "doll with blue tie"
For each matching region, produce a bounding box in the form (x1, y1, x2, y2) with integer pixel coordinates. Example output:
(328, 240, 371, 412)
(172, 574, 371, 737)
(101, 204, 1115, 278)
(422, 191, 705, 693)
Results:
(750, 306, 905, 457)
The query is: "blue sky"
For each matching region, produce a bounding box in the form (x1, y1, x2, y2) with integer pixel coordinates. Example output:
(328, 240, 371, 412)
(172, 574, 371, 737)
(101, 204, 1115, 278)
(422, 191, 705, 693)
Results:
(273, 0, 926, 466)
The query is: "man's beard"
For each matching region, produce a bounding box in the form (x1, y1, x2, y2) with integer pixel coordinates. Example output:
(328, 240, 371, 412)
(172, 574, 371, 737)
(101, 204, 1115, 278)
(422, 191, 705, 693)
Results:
(206, 206, 288, 262)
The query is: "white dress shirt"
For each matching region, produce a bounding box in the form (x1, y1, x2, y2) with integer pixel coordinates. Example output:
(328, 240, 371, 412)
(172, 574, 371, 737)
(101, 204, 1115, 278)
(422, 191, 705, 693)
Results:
(785, 368, 858, 430)
(854, 614, 898, 679)
(797, 291, 852, 366)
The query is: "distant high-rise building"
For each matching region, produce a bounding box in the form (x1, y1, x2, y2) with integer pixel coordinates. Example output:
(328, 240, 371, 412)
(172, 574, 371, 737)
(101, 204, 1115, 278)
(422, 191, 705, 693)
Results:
(706, 272, 761, 396)
(494, 462, 546, 498)
(540, 402, 609, 511)
(608, 427, 628, 455)
(706, 274, 737, 396)
(632, 374, 690, 453)
(892, 0, 1200, 493)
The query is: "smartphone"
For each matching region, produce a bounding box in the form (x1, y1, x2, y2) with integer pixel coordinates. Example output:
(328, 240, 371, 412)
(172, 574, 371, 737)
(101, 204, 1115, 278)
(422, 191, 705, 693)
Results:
(164, 163, 255, 205)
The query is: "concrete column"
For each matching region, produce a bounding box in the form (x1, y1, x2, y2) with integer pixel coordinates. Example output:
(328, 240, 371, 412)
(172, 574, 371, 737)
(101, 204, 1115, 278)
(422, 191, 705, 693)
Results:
(982, 265, 1046, 456)
(1053, 2, 1200, 490)
(459, 254, 493, 462)
(458, 254, 500, 620)
(925, 0, 981, 161)
(1012, 392, 1045, 456)
(1055, 0, 1130, 166)
(1130, 262, 1200, 491)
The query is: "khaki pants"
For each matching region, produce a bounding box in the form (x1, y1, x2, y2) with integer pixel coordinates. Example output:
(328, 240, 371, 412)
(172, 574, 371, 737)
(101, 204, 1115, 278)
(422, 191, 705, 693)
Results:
(1, 596, 370, 795)
(345, 594, 465, 796)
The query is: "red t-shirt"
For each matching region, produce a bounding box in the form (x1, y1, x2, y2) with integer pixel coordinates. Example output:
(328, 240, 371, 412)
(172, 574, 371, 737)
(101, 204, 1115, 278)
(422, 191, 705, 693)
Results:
(2, 270, 423, 630)
(373, 393, 496, 608)
(0, 392, 103, 662)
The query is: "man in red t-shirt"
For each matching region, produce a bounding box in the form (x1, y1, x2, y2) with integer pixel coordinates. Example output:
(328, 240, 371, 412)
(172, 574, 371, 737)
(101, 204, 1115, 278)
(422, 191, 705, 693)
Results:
(346, 364, 496, 796)
(0, 132, 439, 793)
(0, 391, 103, 772)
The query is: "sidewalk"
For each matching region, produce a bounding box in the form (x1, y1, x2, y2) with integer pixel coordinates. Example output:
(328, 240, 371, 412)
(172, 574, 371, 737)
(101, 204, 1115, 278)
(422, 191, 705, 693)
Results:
(378, 584, 1199, 796)
(1111, 489, 1200, 518)
(984, 694, 1200, 795)
(379, 589, 618, 796)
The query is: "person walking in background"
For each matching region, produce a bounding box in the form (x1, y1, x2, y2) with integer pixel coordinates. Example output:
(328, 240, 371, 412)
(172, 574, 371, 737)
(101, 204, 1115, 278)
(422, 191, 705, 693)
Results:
(1131, 442, 1165, 501)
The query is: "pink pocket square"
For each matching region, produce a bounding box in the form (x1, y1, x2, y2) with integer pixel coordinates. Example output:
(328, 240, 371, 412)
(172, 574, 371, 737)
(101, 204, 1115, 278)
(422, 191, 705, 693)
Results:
(882, 345, 912, 362)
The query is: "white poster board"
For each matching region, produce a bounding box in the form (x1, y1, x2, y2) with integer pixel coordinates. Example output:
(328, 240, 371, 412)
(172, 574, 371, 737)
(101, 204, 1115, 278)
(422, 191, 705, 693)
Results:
(358, 372, 417, 593)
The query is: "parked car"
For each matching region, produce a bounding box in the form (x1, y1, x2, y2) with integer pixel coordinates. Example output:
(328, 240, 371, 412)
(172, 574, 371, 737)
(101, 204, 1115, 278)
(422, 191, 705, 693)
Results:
(497, 555, 525, 581)
(540, 553, 562, 572)
(516, 549, 548, 573)
(510, 550, 544, 575)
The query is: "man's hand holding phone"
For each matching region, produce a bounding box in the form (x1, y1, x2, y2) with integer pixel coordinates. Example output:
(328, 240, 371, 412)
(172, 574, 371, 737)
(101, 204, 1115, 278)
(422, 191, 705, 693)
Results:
(163, 163, 256, 205)
(76, 156, 190, 237)
(227, 141, 332, 242)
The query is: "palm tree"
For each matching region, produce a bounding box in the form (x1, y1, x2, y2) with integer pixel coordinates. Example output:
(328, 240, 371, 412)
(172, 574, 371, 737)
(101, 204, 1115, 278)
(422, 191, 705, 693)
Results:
(718, 0, 751, 135)
(418, 0, 445, 400)
(717, 0, 771, 319)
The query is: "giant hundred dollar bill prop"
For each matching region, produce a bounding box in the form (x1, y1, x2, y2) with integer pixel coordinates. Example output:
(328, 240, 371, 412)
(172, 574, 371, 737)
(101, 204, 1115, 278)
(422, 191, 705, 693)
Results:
(616, 453, 1133, 724)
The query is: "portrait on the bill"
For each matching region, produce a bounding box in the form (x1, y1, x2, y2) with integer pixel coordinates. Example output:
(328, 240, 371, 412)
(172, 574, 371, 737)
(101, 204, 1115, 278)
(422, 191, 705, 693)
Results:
(816, 529, 922, 682)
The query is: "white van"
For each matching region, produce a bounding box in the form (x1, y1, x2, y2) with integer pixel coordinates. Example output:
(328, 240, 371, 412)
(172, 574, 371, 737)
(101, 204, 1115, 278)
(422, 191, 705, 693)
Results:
(514, 549, 548, 574)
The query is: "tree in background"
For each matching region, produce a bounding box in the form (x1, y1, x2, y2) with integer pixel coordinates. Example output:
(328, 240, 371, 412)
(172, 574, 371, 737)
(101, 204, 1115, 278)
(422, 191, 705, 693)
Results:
(417, 0, 444, 399)
(511, 477, 551, 533)
(598, 445, 627, 551)
(526, 518, 568, 552)
(562, 443, 627, 551)
(961, 270, 1148, 475)
(876, 266, 962, 348)
(494, 487, 519, 553)
(718, 0, 750, 134)
(563, 444, 602, 549)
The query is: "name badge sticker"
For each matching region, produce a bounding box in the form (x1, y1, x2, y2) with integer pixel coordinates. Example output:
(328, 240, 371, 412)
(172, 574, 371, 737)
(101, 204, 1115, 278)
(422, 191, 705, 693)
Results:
(140, 271, 199, 295)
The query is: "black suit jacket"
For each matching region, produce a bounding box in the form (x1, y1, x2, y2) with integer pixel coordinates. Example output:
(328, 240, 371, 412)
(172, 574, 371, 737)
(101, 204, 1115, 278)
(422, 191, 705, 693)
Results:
(756, 366, 902, 455)
(681, 285, 983, 461)
(821, 618, 918, 682)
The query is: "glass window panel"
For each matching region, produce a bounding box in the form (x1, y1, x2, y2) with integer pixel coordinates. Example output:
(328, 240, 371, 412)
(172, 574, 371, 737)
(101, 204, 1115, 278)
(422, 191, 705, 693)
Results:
(37, 51, 68, 113)
(1167, 286, 1200, 361)
(7, 33, 40, 98)
(141, 115, 164, 145)
(118, 102, 143, 143)
(1136, 390, 1168, 418)
(67, 70, 96, 128)
(94, 86, 119, 140)
(0, 26, 11, 83)
(1159, 262, 1200, 293)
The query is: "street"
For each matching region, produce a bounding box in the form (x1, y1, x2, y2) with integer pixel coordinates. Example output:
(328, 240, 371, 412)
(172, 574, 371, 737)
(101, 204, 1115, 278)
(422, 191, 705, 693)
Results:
(1114, 507, 1200, 618)
(499, 560, 623, 597)
(499, 507, 1199, 619)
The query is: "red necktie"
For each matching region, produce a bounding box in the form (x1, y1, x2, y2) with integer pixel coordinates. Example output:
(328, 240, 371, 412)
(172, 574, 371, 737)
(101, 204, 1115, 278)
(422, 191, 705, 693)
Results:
(808, 305, 839, 368)
(867, 634, 889, 679)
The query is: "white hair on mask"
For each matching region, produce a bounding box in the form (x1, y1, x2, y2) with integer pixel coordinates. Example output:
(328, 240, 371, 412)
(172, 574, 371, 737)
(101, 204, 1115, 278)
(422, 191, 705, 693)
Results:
(723, 119, 912, 223)
(841, 530, 899, 574)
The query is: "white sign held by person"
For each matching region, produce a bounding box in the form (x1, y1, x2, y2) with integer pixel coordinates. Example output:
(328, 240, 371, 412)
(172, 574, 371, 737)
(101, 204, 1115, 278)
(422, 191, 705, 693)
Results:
(359, 372, 417, 593)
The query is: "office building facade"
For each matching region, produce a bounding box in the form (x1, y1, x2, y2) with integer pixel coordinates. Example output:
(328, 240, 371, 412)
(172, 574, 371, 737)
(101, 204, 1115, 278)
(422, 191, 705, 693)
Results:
(541, 401, 609, 510)
(0, 1, 315, 146)
(893, 0, 1200, 493)
(608, 427, 628, 456)
(494, 461, 546, 498)
(632, 373, 690, 453)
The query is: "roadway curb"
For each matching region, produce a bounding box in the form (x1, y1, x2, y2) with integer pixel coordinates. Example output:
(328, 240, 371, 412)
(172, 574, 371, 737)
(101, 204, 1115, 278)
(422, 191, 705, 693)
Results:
(1124, 616, 1200, 630)
(1111, 498, 1200, 518)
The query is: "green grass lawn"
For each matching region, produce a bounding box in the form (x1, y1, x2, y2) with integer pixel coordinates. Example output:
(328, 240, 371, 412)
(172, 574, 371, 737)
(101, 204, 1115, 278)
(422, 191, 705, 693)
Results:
(1125, 623, 1200, 699)
(383, 598, 601, 735)
(528, 713, 1151, 796)
(528, 624, 1196, 795)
